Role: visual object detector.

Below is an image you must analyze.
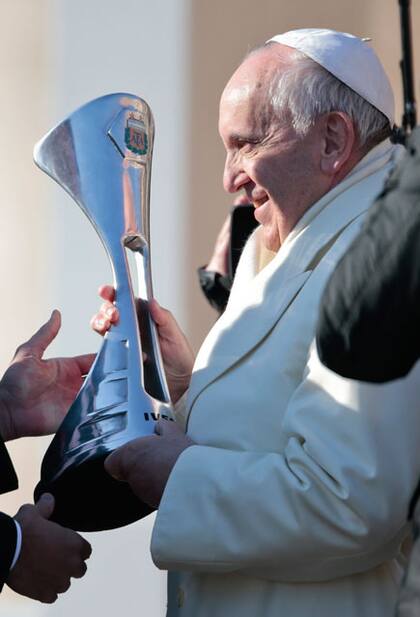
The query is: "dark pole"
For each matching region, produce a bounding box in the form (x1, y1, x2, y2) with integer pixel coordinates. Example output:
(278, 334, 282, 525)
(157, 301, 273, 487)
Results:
(400, 0, 416, 129)
(396, 0, 417, 141)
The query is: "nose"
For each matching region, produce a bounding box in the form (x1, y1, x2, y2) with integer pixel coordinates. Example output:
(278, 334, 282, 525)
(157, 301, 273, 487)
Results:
(223, 153, 250, 194)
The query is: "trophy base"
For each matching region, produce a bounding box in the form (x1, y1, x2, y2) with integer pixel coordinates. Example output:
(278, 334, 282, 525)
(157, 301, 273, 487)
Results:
(34, 454, 153, 532)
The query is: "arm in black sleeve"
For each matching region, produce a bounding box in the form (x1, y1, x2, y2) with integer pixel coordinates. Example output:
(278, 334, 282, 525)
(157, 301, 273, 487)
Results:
(197, 267, 232, 313)
(0, 439, 18, 495)
(0, 436, 19, 591)
(0, 513, 17, 591)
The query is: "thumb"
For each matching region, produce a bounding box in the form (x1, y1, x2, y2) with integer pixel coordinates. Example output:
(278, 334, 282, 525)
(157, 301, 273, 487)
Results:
(105, 437, 148, 481)
(104, 449, 126, 481)
(149, 300, 178, 341)
(35, 493, 55, 519)
(20, 310, 61, 359)
(155, 418, 178, 436)
(148, 299, 167, 327)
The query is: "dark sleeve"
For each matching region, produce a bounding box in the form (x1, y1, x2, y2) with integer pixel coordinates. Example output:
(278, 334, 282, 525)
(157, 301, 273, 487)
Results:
(197, 267, 233, 313)
(316, 129, 420, 383)
(0, 439, 18, 495)
(0, 512, 17, 591)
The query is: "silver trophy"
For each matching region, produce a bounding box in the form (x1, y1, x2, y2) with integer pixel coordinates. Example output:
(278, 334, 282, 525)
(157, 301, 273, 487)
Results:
(33, 93, 173, 531)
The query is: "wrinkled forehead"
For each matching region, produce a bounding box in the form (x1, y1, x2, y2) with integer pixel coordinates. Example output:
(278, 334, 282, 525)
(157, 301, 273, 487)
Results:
(221, 51, 271, 107)
(219, 45, 294, 132)
(221, 82, 255, 108)
(218, 83, 261, 139)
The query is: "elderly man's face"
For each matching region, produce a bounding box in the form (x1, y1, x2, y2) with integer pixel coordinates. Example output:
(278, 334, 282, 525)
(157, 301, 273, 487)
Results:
(219, 47, 329, 251)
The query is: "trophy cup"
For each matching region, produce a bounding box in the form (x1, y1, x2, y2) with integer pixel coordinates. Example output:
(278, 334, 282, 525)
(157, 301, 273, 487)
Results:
(33, 93, 173, 531)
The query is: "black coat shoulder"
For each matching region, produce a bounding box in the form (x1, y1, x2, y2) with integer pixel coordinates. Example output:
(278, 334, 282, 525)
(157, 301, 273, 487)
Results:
(316, 131, 420, 382)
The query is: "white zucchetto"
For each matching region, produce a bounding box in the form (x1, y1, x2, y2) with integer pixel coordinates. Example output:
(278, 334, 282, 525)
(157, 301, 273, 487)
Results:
(267, 28, 395, 125)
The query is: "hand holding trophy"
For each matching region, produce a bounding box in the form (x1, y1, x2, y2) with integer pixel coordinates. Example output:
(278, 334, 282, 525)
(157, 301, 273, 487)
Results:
(34, 94, 173, 531)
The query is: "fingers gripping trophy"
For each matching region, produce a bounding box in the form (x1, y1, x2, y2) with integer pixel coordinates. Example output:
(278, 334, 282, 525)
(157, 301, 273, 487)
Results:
(33, 94, 173, 531)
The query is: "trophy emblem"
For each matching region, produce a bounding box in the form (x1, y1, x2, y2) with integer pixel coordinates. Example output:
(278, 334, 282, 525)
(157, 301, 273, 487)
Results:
(125, 114, 148, 155)
(33, 93, 173, 531)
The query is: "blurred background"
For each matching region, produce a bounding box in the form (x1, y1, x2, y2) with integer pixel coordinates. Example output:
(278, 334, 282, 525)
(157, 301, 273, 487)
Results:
(0, 0, 418, 615)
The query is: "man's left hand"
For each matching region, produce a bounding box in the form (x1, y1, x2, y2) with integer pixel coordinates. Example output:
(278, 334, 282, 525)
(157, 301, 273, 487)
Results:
(0, 310, 95, 441)
(105, 419, 194, 509)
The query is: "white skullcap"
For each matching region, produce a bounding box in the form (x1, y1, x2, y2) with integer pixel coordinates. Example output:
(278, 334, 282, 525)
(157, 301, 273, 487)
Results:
(267, 28, 395, 125)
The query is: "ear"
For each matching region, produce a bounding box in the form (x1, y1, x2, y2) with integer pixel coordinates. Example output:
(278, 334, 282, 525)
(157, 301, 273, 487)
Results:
(320, 112, 356, 176)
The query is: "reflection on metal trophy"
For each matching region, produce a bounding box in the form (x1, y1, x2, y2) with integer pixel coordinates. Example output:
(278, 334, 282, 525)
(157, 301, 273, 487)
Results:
(33, 93, 173, 531)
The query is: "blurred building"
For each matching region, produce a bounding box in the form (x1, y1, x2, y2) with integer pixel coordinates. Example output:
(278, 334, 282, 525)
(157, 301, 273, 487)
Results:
(0, 0, 418, 615)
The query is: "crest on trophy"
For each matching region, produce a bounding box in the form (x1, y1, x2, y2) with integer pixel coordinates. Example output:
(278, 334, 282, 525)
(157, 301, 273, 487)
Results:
(125, 113, 148, 155)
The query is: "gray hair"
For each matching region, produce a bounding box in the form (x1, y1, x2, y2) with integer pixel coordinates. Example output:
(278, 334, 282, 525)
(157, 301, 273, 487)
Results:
(261, 44, 391, 148)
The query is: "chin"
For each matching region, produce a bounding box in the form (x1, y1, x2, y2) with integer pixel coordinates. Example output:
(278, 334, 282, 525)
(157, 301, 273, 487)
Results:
(261, 228, 281, 253)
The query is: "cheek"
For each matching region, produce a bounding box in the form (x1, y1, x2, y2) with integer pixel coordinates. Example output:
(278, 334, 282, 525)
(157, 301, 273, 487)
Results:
(246, 156, 275, 188)
(241, 157, 259, 183)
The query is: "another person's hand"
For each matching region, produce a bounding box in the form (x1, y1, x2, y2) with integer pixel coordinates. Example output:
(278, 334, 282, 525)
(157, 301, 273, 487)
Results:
(0, 311, 95, 441)
(105, 419, 194, 509)
(7, 493, 91, 603)
(91, 286, 195, 403)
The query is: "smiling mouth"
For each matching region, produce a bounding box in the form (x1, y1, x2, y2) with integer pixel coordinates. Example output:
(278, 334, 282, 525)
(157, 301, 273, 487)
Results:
(253, 195, 269, 208)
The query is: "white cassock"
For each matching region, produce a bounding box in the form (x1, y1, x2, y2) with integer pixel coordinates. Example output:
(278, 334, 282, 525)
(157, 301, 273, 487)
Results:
(151, 140, 420, 617)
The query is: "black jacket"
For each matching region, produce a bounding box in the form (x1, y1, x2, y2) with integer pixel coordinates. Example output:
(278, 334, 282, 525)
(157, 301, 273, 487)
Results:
(316, 130, 420, 383)
(0, 438, 18, 590)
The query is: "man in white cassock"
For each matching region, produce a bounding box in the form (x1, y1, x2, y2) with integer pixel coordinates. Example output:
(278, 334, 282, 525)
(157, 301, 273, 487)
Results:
(94, 29, 420, 617)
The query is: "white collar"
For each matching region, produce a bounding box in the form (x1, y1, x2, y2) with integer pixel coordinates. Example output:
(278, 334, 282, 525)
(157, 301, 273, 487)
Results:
(282, 139, 402, 250)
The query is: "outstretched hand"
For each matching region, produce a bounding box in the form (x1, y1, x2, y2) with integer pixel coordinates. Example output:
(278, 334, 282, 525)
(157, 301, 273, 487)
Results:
(91, 286, 195, 403)
(0, 310, 95, 441)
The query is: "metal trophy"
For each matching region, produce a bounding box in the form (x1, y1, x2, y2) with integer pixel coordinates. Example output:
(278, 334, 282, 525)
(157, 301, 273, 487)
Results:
(33, 93, 173, 531)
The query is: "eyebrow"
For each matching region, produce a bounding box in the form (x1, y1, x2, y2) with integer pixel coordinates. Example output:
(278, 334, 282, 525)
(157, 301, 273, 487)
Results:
(229, 132, 260, 143)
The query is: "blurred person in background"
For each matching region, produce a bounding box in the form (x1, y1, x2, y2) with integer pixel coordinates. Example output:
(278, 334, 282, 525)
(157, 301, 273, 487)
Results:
(197, 192, 257, 313)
